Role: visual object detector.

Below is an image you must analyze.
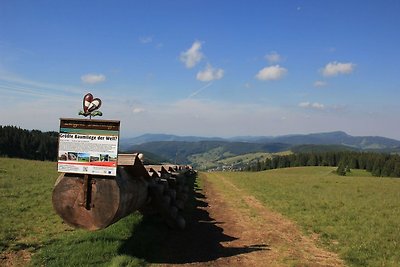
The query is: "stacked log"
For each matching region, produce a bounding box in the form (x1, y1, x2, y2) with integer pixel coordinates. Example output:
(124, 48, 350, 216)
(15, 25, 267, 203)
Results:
(143, 165, 192, 229)
(52, 153, 195, 231)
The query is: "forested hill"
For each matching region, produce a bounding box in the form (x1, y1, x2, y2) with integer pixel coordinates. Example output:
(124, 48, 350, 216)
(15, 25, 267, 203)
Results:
(0, 126, 58, 161)
(0, 126, 166, 164)
(121, 131, 400, 151)
(128, 141, 291, 164)
(3, 125, 400, 166)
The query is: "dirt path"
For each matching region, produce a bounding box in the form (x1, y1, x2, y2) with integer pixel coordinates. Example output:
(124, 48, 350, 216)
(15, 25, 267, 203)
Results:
(156, 173, 344, 267)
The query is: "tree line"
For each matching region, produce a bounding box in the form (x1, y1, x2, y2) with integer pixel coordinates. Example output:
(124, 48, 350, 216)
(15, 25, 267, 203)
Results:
(246, 151, 400, 178)
(0, 126, 58, 161)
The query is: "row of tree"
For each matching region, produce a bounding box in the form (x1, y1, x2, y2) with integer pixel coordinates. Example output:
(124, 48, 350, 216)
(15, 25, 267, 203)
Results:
(246, 151, 400, 178)
(0, 126, 58, 161)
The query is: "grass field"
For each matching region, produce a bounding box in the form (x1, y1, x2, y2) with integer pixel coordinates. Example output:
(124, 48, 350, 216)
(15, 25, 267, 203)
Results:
(0, 158, 66, 255)
(189, 150, 292, 170)
(217, 151, 292, 166)
(2, 157, 400, 266)
(205, 167, 400, 266)
(0, 157, 156, 266)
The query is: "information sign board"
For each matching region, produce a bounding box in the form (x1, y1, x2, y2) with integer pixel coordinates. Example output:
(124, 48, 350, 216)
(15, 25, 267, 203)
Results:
(58, 118, 120, 176)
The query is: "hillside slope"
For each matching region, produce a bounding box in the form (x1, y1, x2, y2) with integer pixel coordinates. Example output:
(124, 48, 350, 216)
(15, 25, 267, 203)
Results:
(121, 131, 400, 151)
(127, 141, 291, 168)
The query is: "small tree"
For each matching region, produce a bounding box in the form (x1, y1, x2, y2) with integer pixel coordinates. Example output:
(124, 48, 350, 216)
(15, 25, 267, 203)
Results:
(345, 165, 351, 173)
(336, 161, 347, 176)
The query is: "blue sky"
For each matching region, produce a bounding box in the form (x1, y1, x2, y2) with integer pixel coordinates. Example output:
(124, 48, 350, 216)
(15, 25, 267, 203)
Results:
(1, 1, 400, 139)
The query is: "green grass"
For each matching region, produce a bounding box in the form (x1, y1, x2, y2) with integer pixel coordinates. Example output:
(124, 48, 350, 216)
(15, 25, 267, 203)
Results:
(190, 150, 292, 170)
(0, 157, 154, 266)
(217, 152, 272, 165)
(29, 214, 150, 267)
(189, 147, 234, 169)
(4, 156, 399, 266)
(205, 167, 400, 266)
(0, 158, 67, 253)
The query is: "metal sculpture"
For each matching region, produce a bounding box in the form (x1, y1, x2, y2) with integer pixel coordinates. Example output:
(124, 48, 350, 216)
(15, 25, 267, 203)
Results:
(78, 93, 103, 118)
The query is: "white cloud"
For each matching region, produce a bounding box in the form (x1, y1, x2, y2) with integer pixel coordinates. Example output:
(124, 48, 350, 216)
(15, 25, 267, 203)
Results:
(133, 107, 145, 113)
(255, 65, 287, 81)
(180, 41, 204, 68)
(312, 102, 325, 109)
(299, 102, 310, 108)
(265, 51, 281, 64)
(196, 64, 224, 82)
(139, 36, 153, 44)
(299, 102, 325, 110)
(322, 61, 355, 77)
(81, 73, 106, 84)
(314, 80, 327, 88)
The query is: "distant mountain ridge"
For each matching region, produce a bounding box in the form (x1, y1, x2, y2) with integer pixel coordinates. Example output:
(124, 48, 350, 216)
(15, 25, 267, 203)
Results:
(125, 140, 291, 166)
(244, 131, 400, 150)
(121, 131, 400, 150)
(120, 131, 400, 169)
(121, 133, 224, 146)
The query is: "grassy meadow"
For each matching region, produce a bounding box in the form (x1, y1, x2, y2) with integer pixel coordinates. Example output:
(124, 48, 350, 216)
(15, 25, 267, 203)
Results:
(205, 167, 400, 266)
(189, 149, 292, 170)
(0, 157, 158, 266)
(2, 157, 400, 266)
(0, 158, 65, 254)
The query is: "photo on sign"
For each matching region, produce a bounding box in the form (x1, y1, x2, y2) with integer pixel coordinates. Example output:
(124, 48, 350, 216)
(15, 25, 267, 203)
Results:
(90, 156, 100, 162)
(68, 152, 78, 161)
(78, 153, 90, 162)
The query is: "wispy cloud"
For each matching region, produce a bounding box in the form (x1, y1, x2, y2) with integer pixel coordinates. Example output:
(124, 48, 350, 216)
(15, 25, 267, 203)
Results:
(180, 41, 204, 68)
(196, 64, 224, 82)
(255, 65, 287, 81)
(117, 98, 288, 136)
(81, 73, 106, 84)
(322, 61, 355, 77)
(0, 70, 85, 130)
(265, 51, 281, 64)
(132, 107, 145, 113)
(299, 102, 325, 110)
(314, 80, 327, 88)
(139, 36, 153, 44)
(0, 69, 82, 100)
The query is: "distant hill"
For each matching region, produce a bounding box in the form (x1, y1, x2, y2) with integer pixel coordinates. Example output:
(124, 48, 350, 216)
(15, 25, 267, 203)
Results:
(123, 131, 400, 169)
(120, 133, 224, 148)
(8, 125, 400, 169)
(122, 131, 400, 151)
(290, 144, 359, 153)
(126, 141, 291, 167)
(230, 131, 400, 150)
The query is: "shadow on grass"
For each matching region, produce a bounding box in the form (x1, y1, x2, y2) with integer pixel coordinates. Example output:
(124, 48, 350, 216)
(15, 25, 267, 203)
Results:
(118, 173, 269, 264)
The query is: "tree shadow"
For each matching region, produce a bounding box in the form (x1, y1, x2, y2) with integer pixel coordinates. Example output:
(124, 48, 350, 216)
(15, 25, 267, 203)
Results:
(118, 174, 269, 264)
